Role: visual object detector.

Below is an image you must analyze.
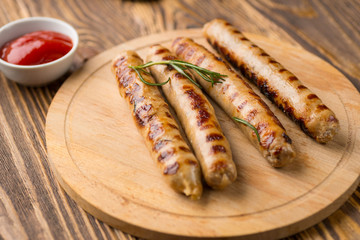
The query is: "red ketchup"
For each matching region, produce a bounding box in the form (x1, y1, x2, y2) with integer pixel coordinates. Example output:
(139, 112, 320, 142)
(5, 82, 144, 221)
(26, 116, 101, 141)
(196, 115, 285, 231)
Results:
(0, 31, 73, 65)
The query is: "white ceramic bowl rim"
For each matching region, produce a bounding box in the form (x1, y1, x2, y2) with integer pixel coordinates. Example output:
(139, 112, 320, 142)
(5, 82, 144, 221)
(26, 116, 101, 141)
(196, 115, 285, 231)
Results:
(0, 17, 79, 69)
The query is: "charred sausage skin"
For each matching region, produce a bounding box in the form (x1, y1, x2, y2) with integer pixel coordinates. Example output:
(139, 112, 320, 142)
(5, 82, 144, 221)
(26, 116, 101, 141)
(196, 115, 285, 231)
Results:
(203, 19, 339, 143)
(112, 50, 202, 199)
(172, 37, 295, 167)
(146, 45, 236, 189)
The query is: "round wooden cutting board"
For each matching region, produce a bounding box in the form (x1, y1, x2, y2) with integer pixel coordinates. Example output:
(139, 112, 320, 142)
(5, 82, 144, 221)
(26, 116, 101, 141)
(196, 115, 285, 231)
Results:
(46, 29, 360, 240)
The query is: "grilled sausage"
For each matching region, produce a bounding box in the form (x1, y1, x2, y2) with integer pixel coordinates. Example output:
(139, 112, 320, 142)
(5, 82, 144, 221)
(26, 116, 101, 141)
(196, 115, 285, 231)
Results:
(146, 45, 237, 189)
(111, 50, 202, 199)
(172, 38, 295, 167)
(203, 19, 339, 143)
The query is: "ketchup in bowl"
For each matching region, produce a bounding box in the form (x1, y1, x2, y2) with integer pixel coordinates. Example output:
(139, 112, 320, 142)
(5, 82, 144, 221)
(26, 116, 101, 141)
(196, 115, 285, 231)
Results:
(0, 30, 73, 66)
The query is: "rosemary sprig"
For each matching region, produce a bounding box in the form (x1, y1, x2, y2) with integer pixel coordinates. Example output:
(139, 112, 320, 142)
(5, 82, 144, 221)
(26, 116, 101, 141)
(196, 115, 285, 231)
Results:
(129, 60, 227, 88)
(130, 67, 170, 86)
(232, 117, 261, 143)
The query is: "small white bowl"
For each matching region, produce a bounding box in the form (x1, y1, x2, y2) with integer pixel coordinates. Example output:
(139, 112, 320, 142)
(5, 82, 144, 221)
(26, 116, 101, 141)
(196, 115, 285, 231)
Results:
(0, 17, 79, 86)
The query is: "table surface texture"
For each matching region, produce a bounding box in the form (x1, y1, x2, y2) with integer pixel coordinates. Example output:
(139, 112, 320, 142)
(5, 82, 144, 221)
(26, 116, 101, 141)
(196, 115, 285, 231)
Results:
(1, 0, 360, 239)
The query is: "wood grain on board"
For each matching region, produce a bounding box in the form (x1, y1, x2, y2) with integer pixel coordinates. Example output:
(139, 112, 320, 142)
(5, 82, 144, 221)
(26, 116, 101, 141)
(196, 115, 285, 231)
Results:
(1, 0, 360, 239)
(46, 30, 360, 239)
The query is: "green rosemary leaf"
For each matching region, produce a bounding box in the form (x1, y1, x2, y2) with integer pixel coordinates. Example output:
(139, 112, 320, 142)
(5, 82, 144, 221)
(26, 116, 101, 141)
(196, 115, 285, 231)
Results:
(170, 63, 202, 89)
(232, 117, 261, 143)
(139, 68, 151, 75)
(130, 59, 227, 88)
(130, 67, 170, 86)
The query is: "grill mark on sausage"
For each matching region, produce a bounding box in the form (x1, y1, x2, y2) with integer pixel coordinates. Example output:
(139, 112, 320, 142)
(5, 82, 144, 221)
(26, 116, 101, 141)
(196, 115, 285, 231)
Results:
(211, 160, 228, 171)
(206, 133, 224, 142)
(282, 133, 292, 144)
(119, 71, 135, 88)
(134, 112, 145, 127)
(134, 104, 152, 127)
(256, 122, 269, 134)
(200, 124, 214, 130)
(253, 97, 283, 128)
(211, 145, 226, 154)
(173, 135, 182, 141)
(184, 88, 211, 126)
(221, 84, 230, 93)
(175, 42, 189, 56)
(163, 162, 179, 175)
(125, 82, 140, 98)
(129, 93, 144, 105)
(298, 118, 311, 136)
(279, 68, 287, 73)
(195, 55, 206, 65)
(283, 103, 295, 120)
(256, 77, 278, 101)
(233, 30, 240, 34)
(162, 55, 176, 61)
(153, 139, 170, 152)
(260, 52, 269, 57)
(317, 104, 329, 110)
(186, 48, 195, 59)
(179, 146, 191, 152)
(240, 37, 249, 41)
(215, 56, 223, 62)
(148, 122, 164, 140)
(261, 131, 275, 149)
(158, 148, 175, 162)
(185, 89, 206, 110)
(307, 94, 319, 100)
(230, 92, 239, 102)
(248, 91, 259, 98)
(268, 59, 278, 64)
(250, 44, 258, 48)
(206, 37, 213, 46)
(288, 76, 298, 81)
(246, 109, 258, 122)
(131, 95, 144, 106)
(174, 72, 185, 79)
(165, 65, 174, 72)
(165, 112, 172, 118)
(116, 64, 131, 77)
(155, 48, 167, 55)
(197, 109, 210, 126)
(182, 85, 193, 90)
(237, 100, 248, 111)
(298, 85, 307, 90)
(114, 56, 126, 67)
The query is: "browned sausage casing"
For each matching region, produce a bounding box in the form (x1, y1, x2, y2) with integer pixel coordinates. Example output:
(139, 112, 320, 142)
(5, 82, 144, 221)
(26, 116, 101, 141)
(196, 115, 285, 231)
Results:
(203, 19, 339, 143)
(172, 37, 295, 167)
(146, 45, 237, 189)
(111, 50, 202, 199)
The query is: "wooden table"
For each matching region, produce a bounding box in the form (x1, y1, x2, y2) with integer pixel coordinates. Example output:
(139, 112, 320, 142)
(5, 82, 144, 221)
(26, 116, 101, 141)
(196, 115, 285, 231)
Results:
(1, 0, 359, 239)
